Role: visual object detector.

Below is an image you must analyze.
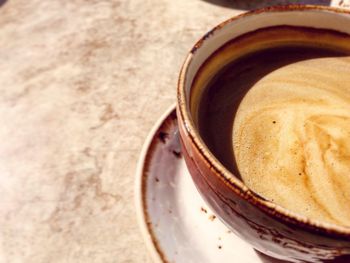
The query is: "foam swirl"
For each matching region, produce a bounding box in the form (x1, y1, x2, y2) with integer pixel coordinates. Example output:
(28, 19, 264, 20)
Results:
(233, 56, 350, 227)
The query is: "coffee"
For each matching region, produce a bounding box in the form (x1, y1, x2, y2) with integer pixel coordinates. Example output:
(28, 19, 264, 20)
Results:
(193, 26, 350, 227)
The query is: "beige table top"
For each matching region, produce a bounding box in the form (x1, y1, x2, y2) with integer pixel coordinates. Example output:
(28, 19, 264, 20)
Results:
(0, 0, 342, 262)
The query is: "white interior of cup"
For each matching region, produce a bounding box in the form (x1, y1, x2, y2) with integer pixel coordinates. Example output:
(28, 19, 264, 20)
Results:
(184, 8, 350, 102)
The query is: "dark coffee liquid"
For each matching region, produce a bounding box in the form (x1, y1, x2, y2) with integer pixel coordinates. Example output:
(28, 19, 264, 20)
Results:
(197, 46, 347, 174)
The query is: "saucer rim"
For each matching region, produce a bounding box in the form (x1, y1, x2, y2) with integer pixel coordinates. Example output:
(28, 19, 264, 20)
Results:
(134, 103, 176, 263)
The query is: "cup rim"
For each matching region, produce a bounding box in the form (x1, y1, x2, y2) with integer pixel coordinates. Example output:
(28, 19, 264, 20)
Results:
(177, 4, 350, 238)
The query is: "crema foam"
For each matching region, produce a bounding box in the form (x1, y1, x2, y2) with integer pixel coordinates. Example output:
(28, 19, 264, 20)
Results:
(193, 26, 350, 227)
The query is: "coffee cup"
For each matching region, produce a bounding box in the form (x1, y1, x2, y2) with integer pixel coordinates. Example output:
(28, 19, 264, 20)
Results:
(177, 5, 350, 262)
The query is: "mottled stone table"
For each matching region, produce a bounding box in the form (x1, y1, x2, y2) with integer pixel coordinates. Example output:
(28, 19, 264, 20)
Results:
(0, 0, 343, 262)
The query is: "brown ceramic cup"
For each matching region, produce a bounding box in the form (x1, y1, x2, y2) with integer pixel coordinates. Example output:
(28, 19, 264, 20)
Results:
(177, 5, 350, 263)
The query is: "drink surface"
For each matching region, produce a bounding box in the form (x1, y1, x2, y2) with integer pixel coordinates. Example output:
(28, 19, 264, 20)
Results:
(195, 26, 350, 227)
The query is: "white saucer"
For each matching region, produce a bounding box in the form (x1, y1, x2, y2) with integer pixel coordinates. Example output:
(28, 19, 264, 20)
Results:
(135, 104, 277, 263)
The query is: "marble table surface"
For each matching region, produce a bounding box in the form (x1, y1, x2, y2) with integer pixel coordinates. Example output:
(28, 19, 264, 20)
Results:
(0, 0, 346, 262)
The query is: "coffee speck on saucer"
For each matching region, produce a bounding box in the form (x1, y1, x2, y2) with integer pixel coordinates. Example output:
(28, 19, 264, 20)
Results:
(201, 207, 207, 213)
(209, 214, 216, 221)
(158, 131, 169, 143)
(172, 150, 181, 158)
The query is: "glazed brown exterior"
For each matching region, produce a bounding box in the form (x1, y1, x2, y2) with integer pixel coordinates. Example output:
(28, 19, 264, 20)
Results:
(177, 5, 350, 263)
(177, 106, 350, 262)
